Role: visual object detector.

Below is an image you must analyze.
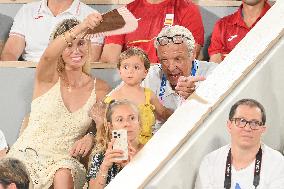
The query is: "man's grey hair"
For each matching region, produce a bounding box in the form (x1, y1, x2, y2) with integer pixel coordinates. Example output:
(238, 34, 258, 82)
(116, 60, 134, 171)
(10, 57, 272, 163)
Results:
(154, 25, 195, 55)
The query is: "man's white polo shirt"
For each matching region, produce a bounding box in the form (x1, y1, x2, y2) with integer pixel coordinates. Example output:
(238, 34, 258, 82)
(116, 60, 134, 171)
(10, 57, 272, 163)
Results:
(142, 60, 217, 132)
(142, 60, 217, 110)
(10, 0, 103, 62)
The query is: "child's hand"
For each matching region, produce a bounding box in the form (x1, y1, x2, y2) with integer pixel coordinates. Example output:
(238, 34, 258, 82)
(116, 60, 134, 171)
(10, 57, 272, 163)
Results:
(89, 101, 106, 128)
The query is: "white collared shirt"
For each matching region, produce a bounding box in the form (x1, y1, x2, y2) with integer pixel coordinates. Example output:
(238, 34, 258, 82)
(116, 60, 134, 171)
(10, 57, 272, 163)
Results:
(142, 60, 217, 110)
(195, 144, 284, 189)
(142, 60, 217, 132)
(10, 0, 103, 62)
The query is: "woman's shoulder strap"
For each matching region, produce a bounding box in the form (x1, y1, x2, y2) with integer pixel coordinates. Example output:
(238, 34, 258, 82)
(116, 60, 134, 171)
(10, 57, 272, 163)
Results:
(104, 96, 113, 104)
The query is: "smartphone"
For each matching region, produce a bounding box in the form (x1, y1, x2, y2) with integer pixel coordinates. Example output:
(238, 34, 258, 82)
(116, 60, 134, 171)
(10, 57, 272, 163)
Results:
(112, 129, 128, 161)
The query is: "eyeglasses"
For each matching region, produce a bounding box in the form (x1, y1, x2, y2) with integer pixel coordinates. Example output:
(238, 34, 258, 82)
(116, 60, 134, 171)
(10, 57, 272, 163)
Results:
(156, 35, 190, 46)
(230, 118, 264, 130)
(65, 38, 88, 52)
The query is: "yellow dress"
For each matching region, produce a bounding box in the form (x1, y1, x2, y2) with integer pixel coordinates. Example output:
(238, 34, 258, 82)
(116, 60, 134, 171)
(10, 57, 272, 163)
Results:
(104, 88, 155, 144)
(7, 79, 97, 189)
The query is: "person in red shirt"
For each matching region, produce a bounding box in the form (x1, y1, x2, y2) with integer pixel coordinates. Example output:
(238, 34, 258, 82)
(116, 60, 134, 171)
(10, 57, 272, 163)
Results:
(208, 0, 271, 63)
(100, 0, 204, 64)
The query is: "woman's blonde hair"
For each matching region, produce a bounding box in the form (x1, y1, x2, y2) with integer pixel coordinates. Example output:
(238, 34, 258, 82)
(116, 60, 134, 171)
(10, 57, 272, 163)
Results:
(50, 18, 91, 75)
(94, 99, 141, 153)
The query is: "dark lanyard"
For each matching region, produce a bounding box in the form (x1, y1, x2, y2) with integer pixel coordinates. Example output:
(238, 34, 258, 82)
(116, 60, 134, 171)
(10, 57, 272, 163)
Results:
(158, 60, 198, 101)
(224, 147, 262, 189)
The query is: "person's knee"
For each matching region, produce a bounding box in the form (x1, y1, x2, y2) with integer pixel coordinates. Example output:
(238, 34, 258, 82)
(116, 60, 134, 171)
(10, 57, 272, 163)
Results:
(53, 168, 74, 189)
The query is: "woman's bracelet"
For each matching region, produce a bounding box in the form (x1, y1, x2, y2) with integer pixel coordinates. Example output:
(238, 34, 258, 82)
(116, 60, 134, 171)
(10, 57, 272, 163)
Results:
(62, 32, 72, 46)
(100, 172, 107, 179)
(62, 30, 77, 46)
(87, 131, 96, 138)
(97, 170, 107, 185)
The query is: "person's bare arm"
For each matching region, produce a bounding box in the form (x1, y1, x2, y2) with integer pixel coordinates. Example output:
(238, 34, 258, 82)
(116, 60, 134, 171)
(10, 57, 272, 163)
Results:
(100, 43, 122, 63)
(0, 149, 8, 159)
(34, 13, 103, 99)
(0, 35, 25, 61)
(89, 140, 124, 189)
(0, 41, 4, 56)
(95, 78, 111, 102)
(150, 92, 173, 122)
(19, 114, 30, 136)
(209, 53, 222, 64)
(89, 44, 102, 62)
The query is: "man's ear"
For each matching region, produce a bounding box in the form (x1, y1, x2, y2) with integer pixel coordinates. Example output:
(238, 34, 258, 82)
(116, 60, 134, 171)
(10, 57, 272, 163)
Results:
(193, 46, 197, 59)
(227, 120, 232, 133)
(261, 124, 267, 134)
(155, 49, 160, 61)
(144, 69, 148, 76)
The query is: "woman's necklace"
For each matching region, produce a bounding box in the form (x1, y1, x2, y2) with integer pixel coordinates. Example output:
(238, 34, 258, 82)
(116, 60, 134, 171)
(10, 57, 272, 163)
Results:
(60, 73, 83, 93)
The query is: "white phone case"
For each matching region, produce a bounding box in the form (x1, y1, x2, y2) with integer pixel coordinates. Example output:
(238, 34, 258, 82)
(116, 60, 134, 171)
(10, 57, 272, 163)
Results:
(112, 129, 128, 161)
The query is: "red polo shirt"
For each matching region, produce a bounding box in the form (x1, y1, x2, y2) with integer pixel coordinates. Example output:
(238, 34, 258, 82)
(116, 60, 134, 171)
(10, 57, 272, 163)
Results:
(104, 0, 204, 63)
(208, 1, 271, 59)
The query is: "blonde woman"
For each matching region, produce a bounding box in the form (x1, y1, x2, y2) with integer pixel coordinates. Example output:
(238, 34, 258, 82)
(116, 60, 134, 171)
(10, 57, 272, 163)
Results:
(7, 13, 110, 188)
(88, 99, 143, 188)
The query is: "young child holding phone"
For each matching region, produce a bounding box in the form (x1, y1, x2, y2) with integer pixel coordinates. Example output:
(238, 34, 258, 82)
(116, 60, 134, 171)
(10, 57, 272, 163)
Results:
(87, 99, 142, 188)
(104, 47, 173, 144)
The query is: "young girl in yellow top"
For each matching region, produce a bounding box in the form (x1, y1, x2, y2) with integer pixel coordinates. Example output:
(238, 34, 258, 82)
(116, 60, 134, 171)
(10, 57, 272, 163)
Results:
(104, 47, 173, 144)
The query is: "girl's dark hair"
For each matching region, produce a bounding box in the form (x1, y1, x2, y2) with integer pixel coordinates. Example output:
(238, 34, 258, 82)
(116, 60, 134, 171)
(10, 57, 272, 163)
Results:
(229, 99, 266, 125)
(0, 158, 29, 189)
(50, 18, 80, 40)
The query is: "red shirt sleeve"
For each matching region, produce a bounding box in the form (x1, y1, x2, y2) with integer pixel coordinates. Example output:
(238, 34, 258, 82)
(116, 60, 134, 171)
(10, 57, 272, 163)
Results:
(208, 20, 224, 56)
(104, 34, 126, 46)
(180, 3, 204, 46)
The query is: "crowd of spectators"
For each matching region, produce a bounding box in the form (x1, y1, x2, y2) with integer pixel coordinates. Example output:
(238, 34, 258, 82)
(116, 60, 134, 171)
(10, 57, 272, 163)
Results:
(0, 0, 282, 188)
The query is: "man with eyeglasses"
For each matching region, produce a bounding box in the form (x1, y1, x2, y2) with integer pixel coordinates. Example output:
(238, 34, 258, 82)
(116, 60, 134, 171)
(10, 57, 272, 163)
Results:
(195, 99, 284, 189)
(142, 25, 216, 133)
(100, 0, 204, 64)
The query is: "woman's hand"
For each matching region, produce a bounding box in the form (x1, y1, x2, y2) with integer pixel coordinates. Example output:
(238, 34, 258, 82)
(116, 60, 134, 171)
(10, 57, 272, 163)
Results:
(84, 12, 103, 29)
(119, 142, 138, 168)
(100, 139, 124, 170)
(70, 134, 95, 158)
